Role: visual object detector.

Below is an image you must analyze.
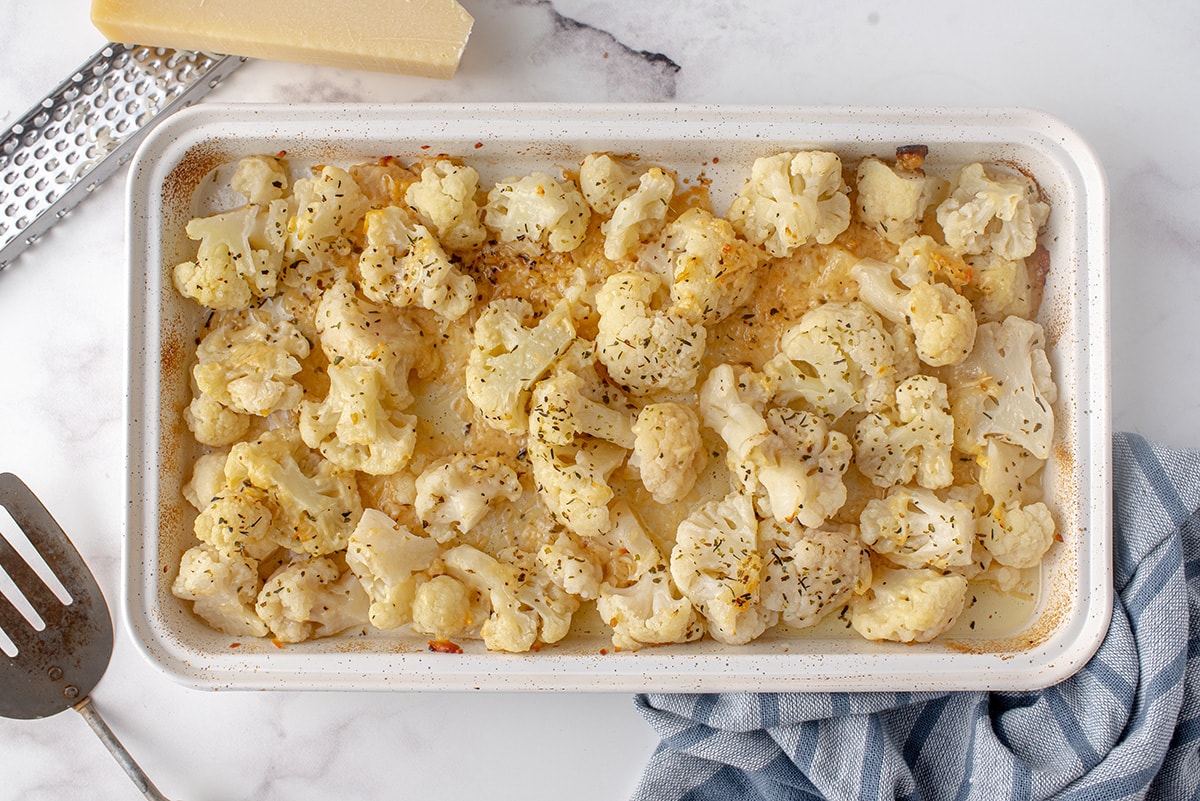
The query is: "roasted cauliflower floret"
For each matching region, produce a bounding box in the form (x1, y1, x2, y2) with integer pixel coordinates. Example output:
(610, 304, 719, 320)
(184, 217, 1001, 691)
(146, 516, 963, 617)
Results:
(763, 301, 900, 420)
(345, 508, 441, 630)
(172, 544, 268, 637)
(747, 403, 852, 527)
(980, 501, 1056, 569)
(851, 257, 977, 368)
(859, 486, 975, 571)
(184, 394, 251, 447)
(594, 270, 707, 396)
(403, 159, 487, 250)
(670, 490, 776, 645)
(849, 566, 968, 643)
(638, 207, 766, 325)
(630, 402, 705, 505)
(358, 205, 476, 321)
(893, 234, 973, 290)
(579, 153, 642, 215)
(230, 154, 289, 204)
(465, 298, 577, 434)
(759, 520, 871, 629)
(854, 374, 955, 490)
(414, 453, 523, 542)
(936, 163, 1050, 260)
(255, 556, 369, 643)
(855, 156, 936, 244)
(977, 440, 1045, 507)
(965, 251, 1036, 323)
(290, 165, 370, 263)
(192, 483, 277, 560)
(411, 574, 478, 640)
(537, 529, 604, 601)
(484, 172, 590, 253)
(173, 201, 290, 310)
(225, 428, 363, 556)
(727, 150, 851, 257)
(602, 167, 675, 261)
(944, 316, 1057, 460)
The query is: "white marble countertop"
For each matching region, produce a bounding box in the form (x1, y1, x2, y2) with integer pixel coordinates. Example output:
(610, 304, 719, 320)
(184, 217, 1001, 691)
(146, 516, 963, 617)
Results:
(2, 1, 1199, 799)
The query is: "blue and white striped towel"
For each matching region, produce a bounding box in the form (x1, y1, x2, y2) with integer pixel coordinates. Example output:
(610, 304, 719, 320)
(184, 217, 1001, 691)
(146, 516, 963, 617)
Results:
(633, 433, 1200, 801)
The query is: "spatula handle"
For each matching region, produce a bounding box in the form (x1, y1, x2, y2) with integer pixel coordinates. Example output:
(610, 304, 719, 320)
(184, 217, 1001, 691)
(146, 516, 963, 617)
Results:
(74, 696, 173, 801)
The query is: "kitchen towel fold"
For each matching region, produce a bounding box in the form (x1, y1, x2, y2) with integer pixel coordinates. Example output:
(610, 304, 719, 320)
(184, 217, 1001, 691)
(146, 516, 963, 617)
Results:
(632, 432, 1200, 801)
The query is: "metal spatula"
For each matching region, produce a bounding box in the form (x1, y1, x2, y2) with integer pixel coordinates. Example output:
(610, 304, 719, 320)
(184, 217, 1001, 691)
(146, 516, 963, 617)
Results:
(0, 472, 171, 800)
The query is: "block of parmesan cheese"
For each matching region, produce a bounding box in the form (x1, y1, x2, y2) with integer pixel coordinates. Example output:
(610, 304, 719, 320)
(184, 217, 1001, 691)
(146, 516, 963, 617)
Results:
(91, 0, 474, 79)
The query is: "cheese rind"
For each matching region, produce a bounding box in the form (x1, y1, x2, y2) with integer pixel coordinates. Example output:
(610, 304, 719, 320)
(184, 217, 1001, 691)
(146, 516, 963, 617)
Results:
(91, 0, 474, 79)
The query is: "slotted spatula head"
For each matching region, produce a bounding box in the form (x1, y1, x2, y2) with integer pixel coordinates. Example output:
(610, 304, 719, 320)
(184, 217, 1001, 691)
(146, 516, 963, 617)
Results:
(0, 472, 113, 720)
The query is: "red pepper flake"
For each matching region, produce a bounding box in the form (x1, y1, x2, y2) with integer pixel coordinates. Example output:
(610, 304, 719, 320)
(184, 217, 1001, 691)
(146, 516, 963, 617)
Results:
(162, 565, 170, 574)
(229, 642, 241, 649)
(711, 156, 719, 164)
(420, 144, 431, 150)
(599, 648, 608, 655)
(276, 150, 287, 158)
(474, 142, 484, 149)
(428, 640, 464, 654)
(270, 638, 285, 649)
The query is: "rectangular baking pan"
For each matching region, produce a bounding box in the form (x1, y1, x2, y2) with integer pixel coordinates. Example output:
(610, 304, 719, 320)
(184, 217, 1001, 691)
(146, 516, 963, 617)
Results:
(124, 104, 1110, 691)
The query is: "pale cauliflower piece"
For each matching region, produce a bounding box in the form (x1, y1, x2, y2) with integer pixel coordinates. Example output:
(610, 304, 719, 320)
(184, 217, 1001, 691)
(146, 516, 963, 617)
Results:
(852, 257, 977, 368)
(290, 165, 370, 263)
(750, 405, 852, 527)
(763, 301, 900, 420)
(978, 440, 1045, 507)
(759, 520, 871, 629)
(936, 163, 1049, 260)
(859, 486, 975, 571)
(579, 153, 642, 215)
(225, 428, 363, 556)
(184, 394, 251, 447)
(893, 234, 973, 290)
(358, 205, 476, 321)
(411, 574, 477, 640)
(299, 362, 418, 476)
(639, 207, 766, 325)
(855, 156, 936, 244)
(465, 298, 576, 434)
(191, 304, 311, 417)
(345, 508, 441, 630)
(696, 363, 771, 465)
(631, 402, 705, 504)
(595, 270, 707, 396)
(172, 544, 268, 637)
(414, 453, 523, 542)
(594, 502, 669, 588)
(965, 251, 1036, 323)
(537, 530, 604, 601)
(727, 150, 851, 257)
(596, 575, 704, 651)
(484, 172, 590, 253)
(850, 566, 968, 643)
(944, 316, 1057, 459)
(182, 451, 232, 512)
(980, 501, 1056, 569)
(193, 483, 276, 560)
(602, 167, 675, 261)
(255, 556, 369, 643)
(670, 490, 776, 645)
(854, 374, 955, 490)
(230, 155, 289, 204)
(404, 159, 487, 250)
(173, 201, 290, 310)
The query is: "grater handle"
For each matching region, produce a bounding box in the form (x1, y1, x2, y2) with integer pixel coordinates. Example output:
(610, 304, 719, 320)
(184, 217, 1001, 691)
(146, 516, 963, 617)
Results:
(0, 43, 245, 272)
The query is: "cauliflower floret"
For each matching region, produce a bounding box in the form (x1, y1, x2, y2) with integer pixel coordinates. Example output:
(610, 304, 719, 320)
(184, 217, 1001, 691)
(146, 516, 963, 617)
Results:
(759, 520, 871, 629)
(230, 155, 289, 204)
(255, 556, 369, 643)
(936, 163, 1050, 260)
(670, 490, 776, 645)
(298, 362, 418, 475)
(762, 301, 899, 420)
(345, 508, 441, 629)
(977, 439, 1045, 507)
(483, 172, 590, 253)
(965, 251, 1036, 323)
(638, 207, 766, 325)
(225, 428, 363, 556)
(173, 201, 290, 310)
(893, 234, 973, 290)
(630, 402, 705, 504)
(579, 153, 642, 215)
(414, 453, 523, 542)
(290, 165, 370, 263)
(172, 544, 268, 637)
(465, 298, 577, 434)
(411, 574, 478, 640)
(596, 575, 705, 651)
(727, 150, 851, 257)
(851, 257, 977, 368)
(849, 566, 968, 643)
(944, 316, 1057, 459)
(182, 451, 232, 512)
(594, 271, 707, 396)
(602, 167, 675, 261)
(527, 357, 636, 538)
(980, 501, 1056, 569)
(855, 156, 936, 244)
(537, 529, 604, 601)
(192, 304, 311, 417)
(854, 375, 955, 490)
(859, 486, 975, 571)
(696, 363, 772, 464)
(193, 483, 276, 560)
(358, 205, 476, 321)
(750, 405, 852, 527)
(184, 394, 251, 447)
(404, 159, 487, 250)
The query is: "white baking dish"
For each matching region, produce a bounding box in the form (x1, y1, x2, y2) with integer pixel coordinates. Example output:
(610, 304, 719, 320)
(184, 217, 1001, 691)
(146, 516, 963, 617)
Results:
(125, 104, 1110, 692)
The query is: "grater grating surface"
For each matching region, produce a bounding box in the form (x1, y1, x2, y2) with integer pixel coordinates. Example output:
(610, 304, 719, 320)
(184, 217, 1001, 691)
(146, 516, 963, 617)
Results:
(0, 43, 244, 271)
